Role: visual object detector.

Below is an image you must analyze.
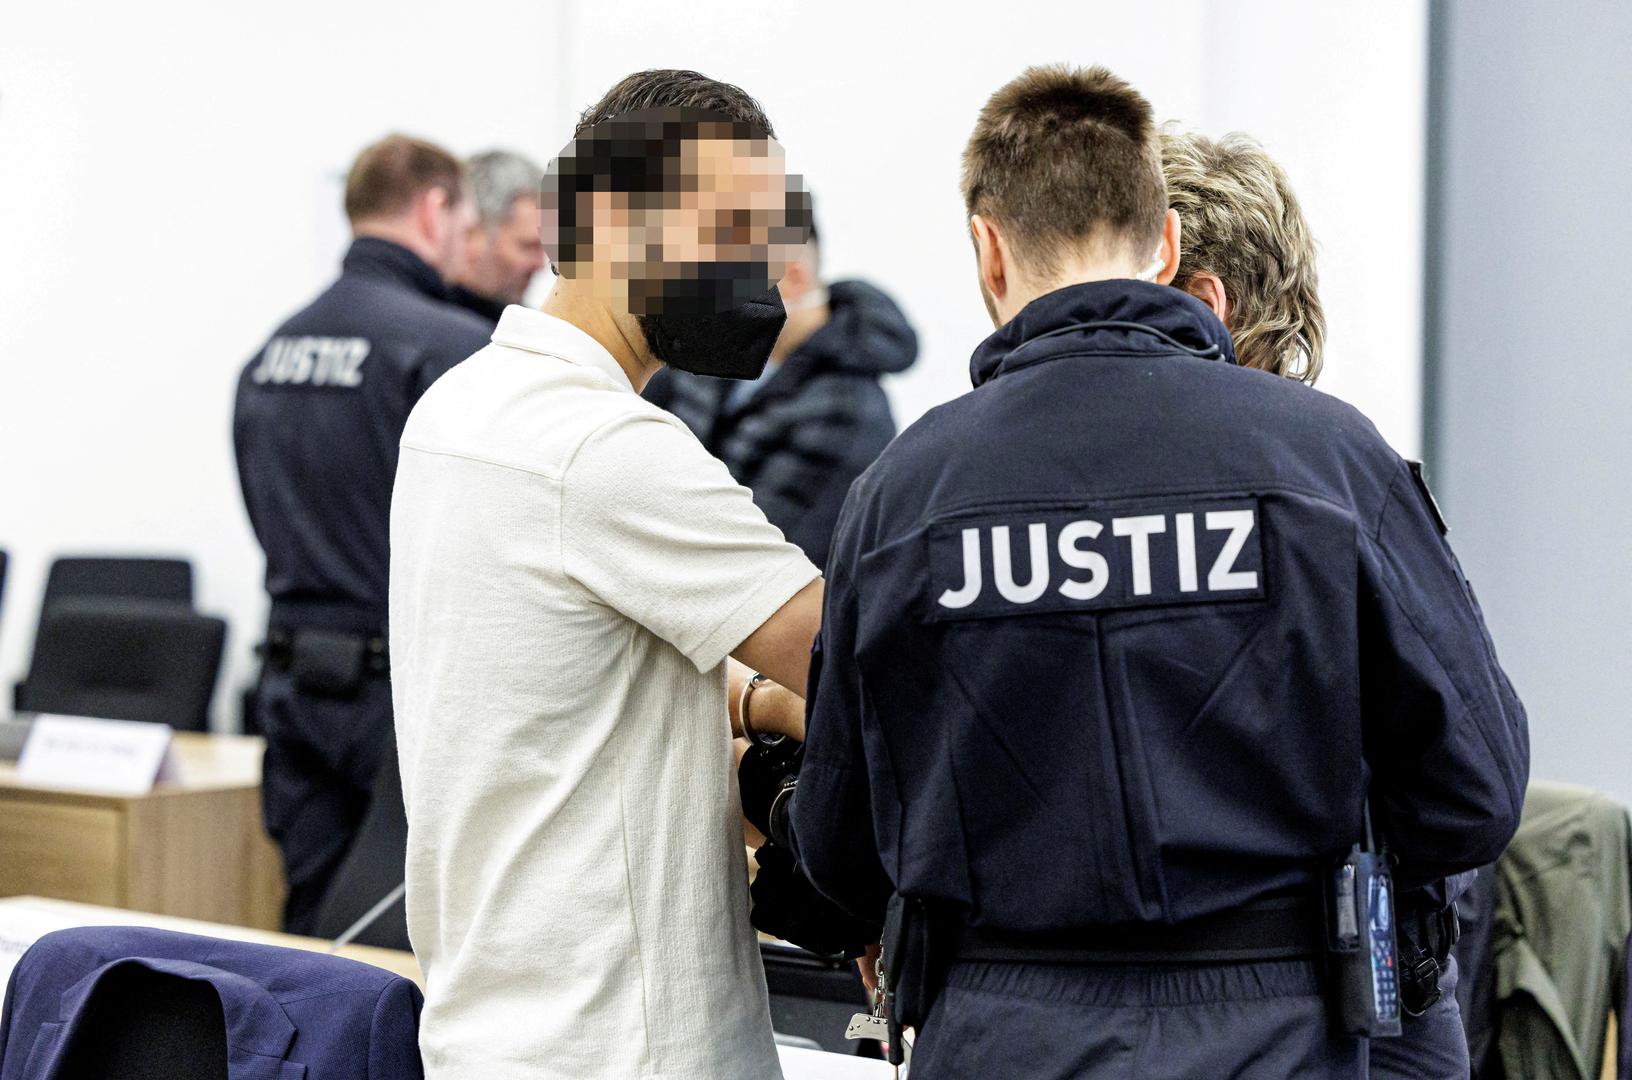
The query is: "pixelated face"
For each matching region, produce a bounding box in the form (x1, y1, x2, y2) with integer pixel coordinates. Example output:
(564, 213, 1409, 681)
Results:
(543, 110, 810, 317)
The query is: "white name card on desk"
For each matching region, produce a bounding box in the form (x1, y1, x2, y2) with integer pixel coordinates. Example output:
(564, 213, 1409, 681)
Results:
(16, 715, 177, 795)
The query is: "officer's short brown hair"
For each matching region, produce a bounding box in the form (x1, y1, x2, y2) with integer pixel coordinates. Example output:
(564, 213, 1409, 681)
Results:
(1162, 130, 1325, 383)
(961, 65, 1166, 278)
(344, 134, 466, 224)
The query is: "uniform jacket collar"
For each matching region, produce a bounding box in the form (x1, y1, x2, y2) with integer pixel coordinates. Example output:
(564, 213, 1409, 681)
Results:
(969, 279, 1236, 389)
(342, 236, 450, 302)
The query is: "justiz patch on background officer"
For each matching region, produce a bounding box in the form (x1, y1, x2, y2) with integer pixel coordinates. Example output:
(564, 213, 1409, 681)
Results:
(233, 133, 490, 935)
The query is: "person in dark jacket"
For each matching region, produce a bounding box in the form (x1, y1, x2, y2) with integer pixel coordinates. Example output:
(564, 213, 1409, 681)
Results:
(234, 133, 491, 934)
(643, 220, 917, 568)
(742, 65, 1528, 1078)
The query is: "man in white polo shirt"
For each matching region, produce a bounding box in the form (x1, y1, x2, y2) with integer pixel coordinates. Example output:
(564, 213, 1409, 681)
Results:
(389, 70, 824, 1079)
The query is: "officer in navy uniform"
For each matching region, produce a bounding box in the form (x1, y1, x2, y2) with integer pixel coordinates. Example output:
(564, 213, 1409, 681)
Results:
(744, 67, 1528, 1077)
(234, 134, 490, 933)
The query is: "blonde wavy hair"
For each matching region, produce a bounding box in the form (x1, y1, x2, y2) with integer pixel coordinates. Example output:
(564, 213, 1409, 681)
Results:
(1161, 130, 1325, 384)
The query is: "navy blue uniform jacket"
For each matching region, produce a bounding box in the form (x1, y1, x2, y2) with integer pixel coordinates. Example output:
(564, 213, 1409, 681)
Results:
(0, 926, 423, 1079)
(788, 280, 1529, 934)
(234, 238, 490, 633)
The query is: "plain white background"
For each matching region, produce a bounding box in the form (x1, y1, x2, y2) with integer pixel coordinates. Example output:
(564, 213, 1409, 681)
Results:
(0, 0, 1427, 730)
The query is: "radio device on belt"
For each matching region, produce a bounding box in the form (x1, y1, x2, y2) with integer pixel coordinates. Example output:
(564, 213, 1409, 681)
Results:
(1325, 799, 1402, 1038)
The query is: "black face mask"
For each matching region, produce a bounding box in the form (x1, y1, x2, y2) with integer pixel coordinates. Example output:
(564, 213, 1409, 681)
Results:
(636, 264, 787, 380)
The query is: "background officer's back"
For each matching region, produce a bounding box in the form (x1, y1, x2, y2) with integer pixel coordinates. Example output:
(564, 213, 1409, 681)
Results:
(233, 133, 490, 933)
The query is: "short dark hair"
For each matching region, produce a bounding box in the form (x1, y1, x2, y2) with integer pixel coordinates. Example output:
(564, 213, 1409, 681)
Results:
(574, 69, 775, 140)
(546, 70, 781, 268)
(344, 134, 465, 223)
(961, 65, 1166, 277)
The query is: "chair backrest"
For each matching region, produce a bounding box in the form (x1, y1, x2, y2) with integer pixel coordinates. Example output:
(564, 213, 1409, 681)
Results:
(40, 556, 194, 612)
(22, 598, 226, 731)
(312, 732, 411, 950)
(53, 964, 229, 1080)
(17, 556, 196, 712)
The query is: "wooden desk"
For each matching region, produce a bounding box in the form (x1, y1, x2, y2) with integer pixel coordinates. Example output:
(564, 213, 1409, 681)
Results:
(0, 733, 284, 929)
(0, 895, 419, 995)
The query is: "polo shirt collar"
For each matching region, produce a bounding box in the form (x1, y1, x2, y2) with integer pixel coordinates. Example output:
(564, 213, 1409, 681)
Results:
(490, 306, 635, 392)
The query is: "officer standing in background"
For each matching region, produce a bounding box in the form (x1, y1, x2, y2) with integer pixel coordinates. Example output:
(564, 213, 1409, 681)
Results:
(234, 133, 490, 933)
(448, 149, 548, 325)
(743, 66, 1528, 1076)
(643, 213, 917, 568)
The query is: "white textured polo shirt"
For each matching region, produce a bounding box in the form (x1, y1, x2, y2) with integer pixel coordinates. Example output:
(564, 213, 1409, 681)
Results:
(389, 306, 818, 1079)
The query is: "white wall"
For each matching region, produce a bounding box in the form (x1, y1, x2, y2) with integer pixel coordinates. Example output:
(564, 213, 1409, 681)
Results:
(1431, 0, 1632, 805)
(552, 0, 1426, 451)
(0, 1, 563, 724)
(0, 0, 1425, 730)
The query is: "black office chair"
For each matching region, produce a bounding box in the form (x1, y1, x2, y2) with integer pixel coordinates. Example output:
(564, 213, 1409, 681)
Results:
(21, 598, 226, 731)
(39, 555, 194, 610)
(52, 964, 229, 1080)
(313, 733, 411, 951)
(15, 555, 194, 710)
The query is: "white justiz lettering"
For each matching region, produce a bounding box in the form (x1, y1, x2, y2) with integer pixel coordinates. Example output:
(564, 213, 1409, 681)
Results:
(251, 337, 370, 387)
(1205, 509, 1260, 591)
(936, 509, 1259, 609)
(937, 527, 984, 609)
(992, 523, 1049, 603)
(1056, 519, 1108, 600)
(1111, 514, 1166, 596)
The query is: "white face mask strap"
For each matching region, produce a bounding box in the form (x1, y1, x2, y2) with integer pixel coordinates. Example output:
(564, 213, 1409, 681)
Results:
(1134, 245, 1166, 282)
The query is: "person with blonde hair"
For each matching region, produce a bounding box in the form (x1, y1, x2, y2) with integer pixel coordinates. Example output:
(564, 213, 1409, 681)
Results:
(1162, 129, 1325, 384)
(1162, 128, 1471, 1079)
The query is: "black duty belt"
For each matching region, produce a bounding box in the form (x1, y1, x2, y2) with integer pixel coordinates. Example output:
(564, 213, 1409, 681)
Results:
(258, 627, 390, 679)
(954, 896, 1323, 966)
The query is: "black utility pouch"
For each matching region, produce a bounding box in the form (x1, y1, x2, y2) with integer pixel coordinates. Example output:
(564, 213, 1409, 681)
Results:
(884, 893, 948, 1031)
(1397, 902, 1458, 1016)
(289, 629, 369, 698)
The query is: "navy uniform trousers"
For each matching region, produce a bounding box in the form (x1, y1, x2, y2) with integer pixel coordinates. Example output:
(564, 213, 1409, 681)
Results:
(257, 669, 393, 935)
(911, 959, 1357, 1079)
(1370, 957, 1470, 1080)
(909, 957, 1468, 1079)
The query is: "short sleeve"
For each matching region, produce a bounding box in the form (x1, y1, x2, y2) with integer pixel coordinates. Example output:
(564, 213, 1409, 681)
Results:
(561, 409, 819, 671)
